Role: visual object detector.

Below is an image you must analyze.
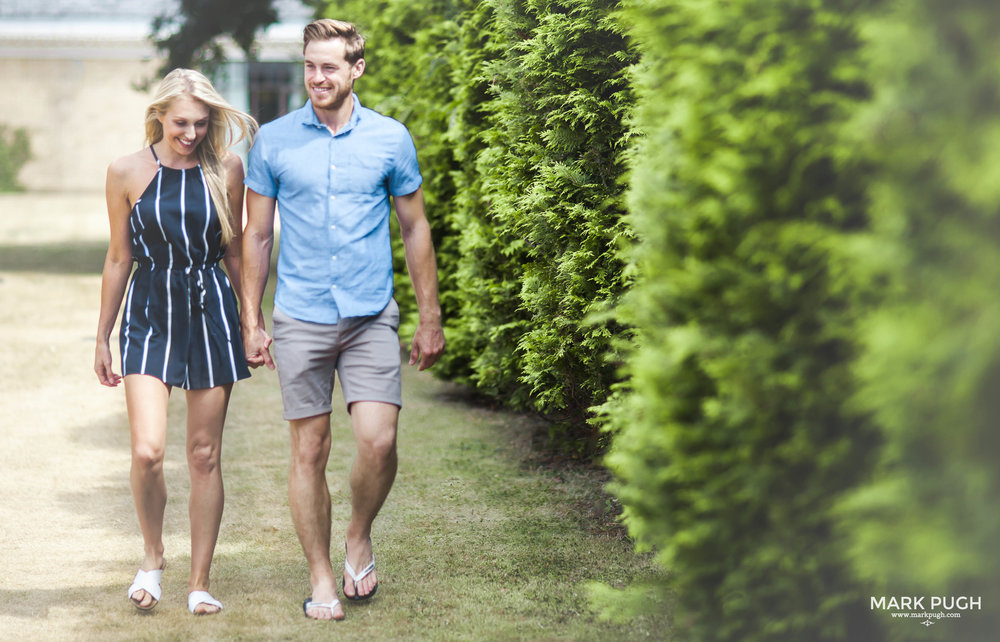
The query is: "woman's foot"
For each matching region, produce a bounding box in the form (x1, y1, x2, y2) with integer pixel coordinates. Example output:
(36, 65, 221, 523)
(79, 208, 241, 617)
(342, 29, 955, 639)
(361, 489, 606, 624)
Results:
(128, 560, 165, 611)
(188, 590, 223, 615)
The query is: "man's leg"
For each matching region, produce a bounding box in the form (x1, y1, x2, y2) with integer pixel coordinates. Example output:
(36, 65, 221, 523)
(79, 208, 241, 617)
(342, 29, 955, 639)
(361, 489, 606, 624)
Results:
(343, 400, 399, 599)
(289, 413, 344, 620)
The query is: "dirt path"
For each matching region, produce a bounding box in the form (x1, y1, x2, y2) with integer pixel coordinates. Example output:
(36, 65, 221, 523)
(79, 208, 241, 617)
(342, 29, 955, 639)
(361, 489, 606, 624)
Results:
(0, 192, 138, 638)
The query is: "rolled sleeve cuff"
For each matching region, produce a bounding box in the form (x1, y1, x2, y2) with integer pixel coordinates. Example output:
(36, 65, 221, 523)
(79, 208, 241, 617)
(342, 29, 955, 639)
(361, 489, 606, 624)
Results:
(244, 176, 277, 199)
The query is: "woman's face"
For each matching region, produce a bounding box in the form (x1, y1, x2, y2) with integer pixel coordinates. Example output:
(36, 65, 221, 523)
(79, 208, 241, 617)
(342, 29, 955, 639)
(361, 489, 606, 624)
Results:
(158, 96, 210, 159)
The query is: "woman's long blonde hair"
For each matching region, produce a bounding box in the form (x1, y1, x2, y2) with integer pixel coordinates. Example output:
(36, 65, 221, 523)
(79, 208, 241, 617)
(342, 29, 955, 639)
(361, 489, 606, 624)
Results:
(144, 68, 257, 246)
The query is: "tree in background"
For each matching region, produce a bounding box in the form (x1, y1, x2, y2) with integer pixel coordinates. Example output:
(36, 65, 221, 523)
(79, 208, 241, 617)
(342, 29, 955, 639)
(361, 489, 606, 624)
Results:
(152, 0, 278, 76)
(596, 0, 883, 639)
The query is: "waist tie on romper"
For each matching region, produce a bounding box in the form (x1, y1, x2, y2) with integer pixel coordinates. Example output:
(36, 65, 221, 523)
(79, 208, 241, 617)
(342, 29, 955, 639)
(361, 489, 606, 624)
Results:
(134, 258, 221, 314)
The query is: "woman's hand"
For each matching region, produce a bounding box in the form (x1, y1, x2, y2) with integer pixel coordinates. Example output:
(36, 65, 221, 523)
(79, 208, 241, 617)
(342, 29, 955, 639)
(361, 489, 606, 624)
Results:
(95, 341, 122, 387)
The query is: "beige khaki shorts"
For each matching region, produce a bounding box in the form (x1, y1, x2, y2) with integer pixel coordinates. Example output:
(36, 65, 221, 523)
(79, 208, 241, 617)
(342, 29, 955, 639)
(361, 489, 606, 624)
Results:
(271, 299, 402, 420)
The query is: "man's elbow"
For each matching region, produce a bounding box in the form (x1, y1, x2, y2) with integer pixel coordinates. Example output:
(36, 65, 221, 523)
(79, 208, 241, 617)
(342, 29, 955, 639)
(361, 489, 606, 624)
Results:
(245, 226, 274, 248)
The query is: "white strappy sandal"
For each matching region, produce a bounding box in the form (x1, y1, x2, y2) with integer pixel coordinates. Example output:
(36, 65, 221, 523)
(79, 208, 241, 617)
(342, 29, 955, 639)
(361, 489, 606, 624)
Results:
(127, 567, 164, 611)
(188, 590, 223, 615)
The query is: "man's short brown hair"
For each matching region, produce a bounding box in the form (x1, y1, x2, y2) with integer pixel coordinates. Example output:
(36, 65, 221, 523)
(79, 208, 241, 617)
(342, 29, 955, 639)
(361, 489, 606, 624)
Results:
(303, 19, 365, 64)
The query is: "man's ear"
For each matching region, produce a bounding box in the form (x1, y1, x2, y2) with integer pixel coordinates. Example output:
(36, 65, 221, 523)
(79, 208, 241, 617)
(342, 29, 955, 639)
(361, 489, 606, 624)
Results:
(353, 58, 366, 80)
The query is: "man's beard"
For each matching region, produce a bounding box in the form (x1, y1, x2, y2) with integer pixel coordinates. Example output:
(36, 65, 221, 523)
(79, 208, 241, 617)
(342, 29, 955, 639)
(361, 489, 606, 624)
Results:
(312, 83, 352, 111)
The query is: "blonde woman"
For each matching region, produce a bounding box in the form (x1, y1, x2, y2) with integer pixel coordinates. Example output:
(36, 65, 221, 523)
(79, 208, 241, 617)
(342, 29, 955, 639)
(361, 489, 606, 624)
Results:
(95, 68, 258, 615)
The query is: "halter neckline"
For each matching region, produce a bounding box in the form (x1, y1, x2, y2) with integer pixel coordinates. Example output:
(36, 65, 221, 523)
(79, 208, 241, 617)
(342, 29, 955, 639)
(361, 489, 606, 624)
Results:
(149, 144, 200, 170)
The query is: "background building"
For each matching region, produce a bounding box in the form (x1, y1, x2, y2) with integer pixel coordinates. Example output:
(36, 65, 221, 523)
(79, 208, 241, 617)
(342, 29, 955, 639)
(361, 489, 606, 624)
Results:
(0, 0, 309, 192)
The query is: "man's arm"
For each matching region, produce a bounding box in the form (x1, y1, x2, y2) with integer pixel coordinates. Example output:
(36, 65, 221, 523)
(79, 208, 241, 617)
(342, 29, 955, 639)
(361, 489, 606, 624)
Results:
(393, 186, 445, 370)
(240, 188, 277, 370)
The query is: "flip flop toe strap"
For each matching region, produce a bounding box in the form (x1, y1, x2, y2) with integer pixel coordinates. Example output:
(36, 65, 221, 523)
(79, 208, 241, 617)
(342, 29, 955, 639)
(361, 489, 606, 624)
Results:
(303, 598, 341, 618)
(344, 554, 376, 582)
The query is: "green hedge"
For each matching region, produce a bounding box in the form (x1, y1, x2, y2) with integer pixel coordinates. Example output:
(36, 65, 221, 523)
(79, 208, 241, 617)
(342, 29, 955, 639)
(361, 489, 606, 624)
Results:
(312, 0, 1000, 637)
(598, 1, 883, 639)
(444, 0, 636, 441)
(838, 2, 1000, 639)
(326, 0, 636, 446)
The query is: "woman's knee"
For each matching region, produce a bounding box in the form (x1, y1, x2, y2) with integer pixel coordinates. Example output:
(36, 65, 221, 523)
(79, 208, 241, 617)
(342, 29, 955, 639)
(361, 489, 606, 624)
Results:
(187, 439, 220, 474)
(132, 440, 165, 472)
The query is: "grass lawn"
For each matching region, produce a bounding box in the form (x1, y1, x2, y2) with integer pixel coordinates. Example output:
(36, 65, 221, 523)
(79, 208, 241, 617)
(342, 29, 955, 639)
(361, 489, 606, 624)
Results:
(73, 361, 667, 641)
(0, 195, 667, 640)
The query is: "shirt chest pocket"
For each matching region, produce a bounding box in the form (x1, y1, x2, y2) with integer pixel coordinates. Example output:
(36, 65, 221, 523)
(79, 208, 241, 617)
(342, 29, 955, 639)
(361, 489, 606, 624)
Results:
(340, 156, 387, 195)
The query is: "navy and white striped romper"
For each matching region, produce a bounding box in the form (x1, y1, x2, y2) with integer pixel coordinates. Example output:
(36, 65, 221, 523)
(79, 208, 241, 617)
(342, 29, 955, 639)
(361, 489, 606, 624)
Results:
(119, 146, 250, 390)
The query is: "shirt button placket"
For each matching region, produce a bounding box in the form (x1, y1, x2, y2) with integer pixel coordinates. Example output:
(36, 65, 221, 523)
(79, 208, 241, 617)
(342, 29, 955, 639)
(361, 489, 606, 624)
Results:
(328, 139, 342, 298)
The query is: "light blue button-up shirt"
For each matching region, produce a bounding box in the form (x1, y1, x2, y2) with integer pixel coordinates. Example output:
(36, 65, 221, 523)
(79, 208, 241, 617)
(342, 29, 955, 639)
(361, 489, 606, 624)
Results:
(245, 94, 423, 323)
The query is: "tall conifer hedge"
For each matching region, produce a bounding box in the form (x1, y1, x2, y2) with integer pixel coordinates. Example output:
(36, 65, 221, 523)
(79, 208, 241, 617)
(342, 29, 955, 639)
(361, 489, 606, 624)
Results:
(458, 0, 635, 435)
(313, 0, 1000, 637)
(599, 1, 882, 639)
(838, 2, 1000, 639)
(328, 0, 636, 443)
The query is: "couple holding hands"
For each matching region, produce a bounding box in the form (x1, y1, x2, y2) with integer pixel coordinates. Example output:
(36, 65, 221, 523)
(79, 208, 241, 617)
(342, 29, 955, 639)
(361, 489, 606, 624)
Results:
(94, 19, 444, 620)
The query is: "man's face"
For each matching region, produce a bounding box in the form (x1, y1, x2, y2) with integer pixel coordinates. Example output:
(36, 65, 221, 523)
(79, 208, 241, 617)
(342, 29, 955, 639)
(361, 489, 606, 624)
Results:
(304, 38, 364, 112)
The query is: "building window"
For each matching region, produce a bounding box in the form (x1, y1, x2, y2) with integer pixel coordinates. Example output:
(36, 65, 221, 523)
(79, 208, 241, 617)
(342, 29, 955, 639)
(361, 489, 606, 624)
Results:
(248, 62, 300, 124)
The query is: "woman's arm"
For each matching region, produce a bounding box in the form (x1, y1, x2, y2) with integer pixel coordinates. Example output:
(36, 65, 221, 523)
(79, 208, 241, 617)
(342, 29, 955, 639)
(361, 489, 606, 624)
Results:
(221, 152, 246, 302)
(94, 159, 136, 387)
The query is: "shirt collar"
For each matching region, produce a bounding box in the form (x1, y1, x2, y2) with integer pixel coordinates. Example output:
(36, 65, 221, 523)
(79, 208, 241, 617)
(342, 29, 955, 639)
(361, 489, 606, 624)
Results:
(302, 93, 363, 136)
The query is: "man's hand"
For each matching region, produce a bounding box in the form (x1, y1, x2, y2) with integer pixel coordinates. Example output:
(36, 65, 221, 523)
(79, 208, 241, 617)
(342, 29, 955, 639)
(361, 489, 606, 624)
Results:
(243, 321, 275, 370)
(408, 318, 445, 371)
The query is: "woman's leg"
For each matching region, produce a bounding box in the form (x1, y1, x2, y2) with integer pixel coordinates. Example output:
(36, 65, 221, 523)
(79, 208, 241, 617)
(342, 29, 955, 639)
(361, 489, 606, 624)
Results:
(184, 383, 232, 614)
(124, 374, 171, 608)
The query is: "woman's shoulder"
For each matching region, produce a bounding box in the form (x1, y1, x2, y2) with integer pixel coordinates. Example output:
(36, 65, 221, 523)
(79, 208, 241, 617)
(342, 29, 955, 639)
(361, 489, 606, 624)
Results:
(107, 148, 158, 203)
(108, 148, 155, 180)
(222, 151, 245, 178)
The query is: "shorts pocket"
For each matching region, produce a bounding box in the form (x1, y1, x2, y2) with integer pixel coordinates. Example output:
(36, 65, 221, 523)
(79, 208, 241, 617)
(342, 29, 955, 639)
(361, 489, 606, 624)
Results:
(379, 298, 400, 332)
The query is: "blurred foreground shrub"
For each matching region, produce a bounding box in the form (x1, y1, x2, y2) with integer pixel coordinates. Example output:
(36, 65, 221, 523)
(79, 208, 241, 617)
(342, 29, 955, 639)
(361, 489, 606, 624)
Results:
(838, 2, 1000, 640)
(597, 1, 883, 639)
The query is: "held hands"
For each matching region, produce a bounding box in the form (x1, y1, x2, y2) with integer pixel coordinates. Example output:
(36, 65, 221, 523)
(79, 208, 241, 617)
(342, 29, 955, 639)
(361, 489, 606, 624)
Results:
(243, 321, 275, 370)
(409, 317, 445, 371)
(94, 342, 122, 387)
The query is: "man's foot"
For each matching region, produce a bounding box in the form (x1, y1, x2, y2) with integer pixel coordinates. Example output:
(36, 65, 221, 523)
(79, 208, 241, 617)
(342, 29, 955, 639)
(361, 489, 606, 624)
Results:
(303, 597, 345, 621)
(343, 538, 378, 601)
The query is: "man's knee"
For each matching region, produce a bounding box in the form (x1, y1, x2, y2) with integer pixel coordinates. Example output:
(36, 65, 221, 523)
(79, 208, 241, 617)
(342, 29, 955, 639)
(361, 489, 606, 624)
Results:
(360, 429, 396, 461)
(290, 417, 332, 469)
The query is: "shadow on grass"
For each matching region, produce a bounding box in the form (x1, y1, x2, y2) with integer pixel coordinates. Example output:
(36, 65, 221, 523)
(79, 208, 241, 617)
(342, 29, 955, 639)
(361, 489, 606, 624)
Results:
(0, 241, 107, 275)
(0, 583, 123, 619)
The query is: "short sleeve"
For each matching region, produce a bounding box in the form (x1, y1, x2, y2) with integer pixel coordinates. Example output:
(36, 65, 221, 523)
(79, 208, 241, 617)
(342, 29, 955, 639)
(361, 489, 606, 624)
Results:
(387, 128, 423, 197)
(245, 132, 277, 198)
